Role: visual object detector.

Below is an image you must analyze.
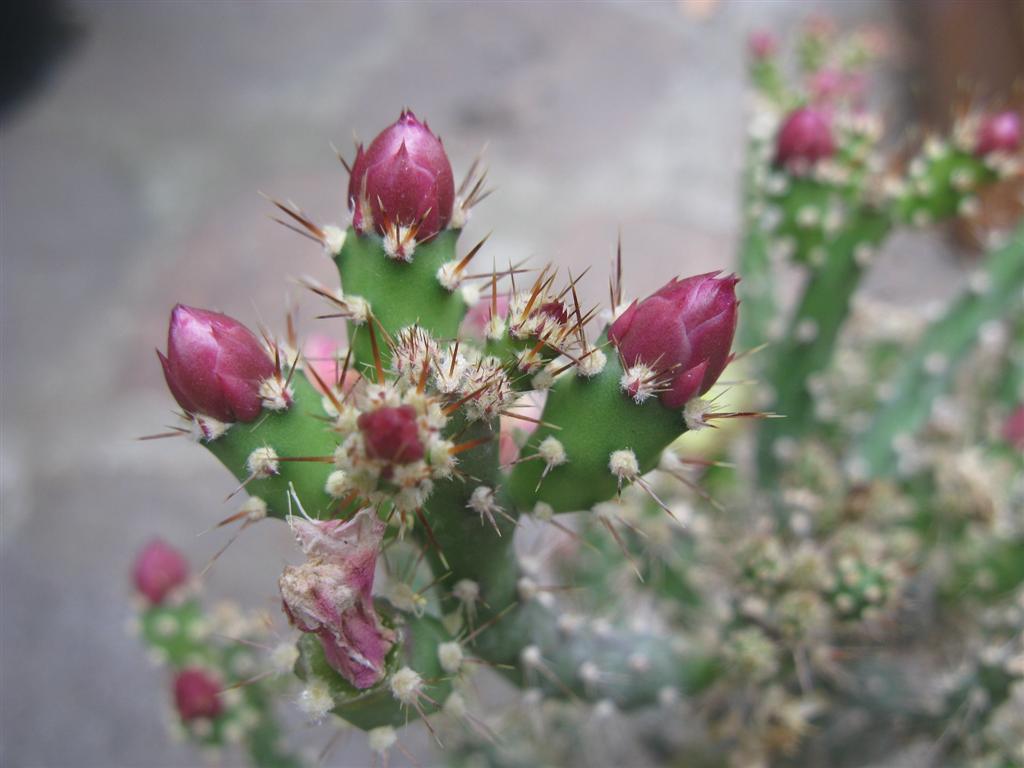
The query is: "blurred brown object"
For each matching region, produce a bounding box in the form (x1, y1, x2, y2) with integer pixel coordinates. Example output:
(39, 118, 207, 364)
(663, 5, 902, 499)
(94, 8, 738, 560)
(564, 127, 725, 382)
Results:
(898, 0, 1024, 251)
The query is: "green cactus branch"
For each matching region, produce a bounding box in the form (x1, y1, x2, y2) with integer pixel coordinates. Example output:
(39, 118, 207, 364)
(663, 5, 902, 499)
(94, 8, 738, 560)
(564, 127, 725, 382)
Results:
(335, 229, 467, 370)
(507, 345, 685, 513)
(853, 223, 1024, 476)
(757, 208, 891, 474)
(203, 374, 337, 519)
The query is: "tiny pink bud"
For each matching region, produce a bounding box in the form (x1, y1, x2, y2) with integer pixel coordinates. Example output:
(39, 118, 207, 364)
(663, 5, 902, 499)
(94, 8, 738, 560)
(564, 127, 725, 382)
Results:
(158, 305, 273, 423)
(748, 31, 777, 60)
(499, 394, 542, 466)
(348, 110, 455, 241)
(132, 539, 188, 605)
(173, 667, 223, 721)
(774, 107, 835, 171)
(280, 510, 395, 690)
(357, 405, 424, 464)
(975, 111, 1021, 156)
(609, 271, 739, 409)
(1003, 405, 1024, 451)
(302, 334, 360, 396)
(462, 294, 510, 339)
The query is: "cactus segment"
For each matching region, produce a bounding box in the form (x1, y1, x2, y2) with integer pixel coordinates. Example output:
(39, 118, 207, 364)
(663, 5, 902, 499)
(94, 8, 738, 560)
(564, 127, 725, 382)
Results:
(203, 374, 338, 519)
(334, 228, 466, 370)
(854, 223, 1024, 475)
(506, 345, 684, 512)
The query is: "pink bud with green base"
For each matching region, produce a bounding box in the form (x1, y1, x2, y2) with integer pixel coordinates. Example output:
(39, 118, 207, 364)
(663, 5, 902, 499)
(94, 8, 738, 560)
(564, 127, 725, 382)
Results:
(975, 111, 1021, 156)
(774, 107, 835, 171)
(173, 668, 223, 721)
(132, 539, 188, 605)
(609, 272, 739, 408)
(158, 305, 273, 423)
(348, 110, 455, 242)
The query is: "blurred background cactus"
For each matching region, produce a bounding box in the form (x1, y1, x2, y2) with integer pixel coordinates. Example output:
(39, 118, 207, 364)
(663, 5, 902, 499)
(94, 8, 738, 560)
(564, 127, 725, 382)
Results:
(3, 3, 1023, 768)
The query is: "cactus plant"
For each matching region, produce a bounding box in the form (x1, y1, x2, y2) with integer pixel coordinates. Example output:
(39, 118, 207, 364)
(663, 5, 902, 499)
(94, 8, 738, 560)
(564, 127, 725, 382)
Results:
(134, 19, 1024, 768)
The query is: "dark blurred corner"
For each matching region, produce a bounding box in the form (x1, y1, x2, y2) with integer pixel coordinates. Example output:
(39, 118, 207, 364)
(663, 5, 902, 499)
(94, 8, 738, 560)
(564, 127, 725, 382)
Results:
(896, 0, 1024, 250)
(0, 1, 78, 120)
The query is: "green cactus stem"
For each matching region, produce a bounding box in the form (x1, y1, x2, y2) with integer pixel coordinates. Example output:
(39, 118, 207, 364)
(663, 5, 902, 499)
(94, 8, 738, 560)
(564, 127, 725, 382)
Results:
(854, 223, 1024, 476)
(757, 208, 890, 475)
(506, 344, 685, 513)
(202, 374, 338, 519)
(334, 228, 466, 370)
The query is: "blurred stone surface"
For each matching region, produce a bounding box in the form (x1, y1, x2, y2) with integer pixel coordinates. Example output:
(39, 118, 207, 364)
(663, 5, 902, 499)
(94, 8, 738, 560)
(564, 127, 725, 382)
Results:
(1, 1, 971, 766)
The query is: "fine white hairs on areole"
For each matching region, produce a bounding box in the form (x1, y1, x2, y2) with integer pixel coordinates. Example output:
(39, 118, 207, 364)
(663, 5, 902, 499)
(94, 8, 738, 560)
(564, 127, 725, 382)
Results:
(609, 449, 640, 481)
(246, 446, 280, 479)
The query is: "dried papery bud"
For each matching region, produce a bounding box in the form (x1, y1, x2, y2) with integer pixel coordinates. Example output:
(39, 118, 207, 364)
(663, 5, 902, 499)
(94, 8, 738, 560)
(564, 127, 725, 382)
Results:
(158, 304, 273, 423)
(748, 30, 777, 61)
(357, 405, 425, 464)
(1003, 405, 1024, 451)
(609, 271, 739, 409)
(281, 510, 394, 689)
(173, 667, 223, 721)
(347, 110, 455, 242)
(132, 539, 188, 605)
(975, 111, 1022, 156)
(774, 107, 835, 171)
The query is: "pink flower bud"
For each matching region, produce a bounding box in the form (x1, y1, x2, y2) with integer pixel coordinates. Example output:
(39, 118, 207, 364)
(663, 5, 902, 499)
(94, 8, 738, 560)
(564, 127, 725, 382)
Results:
(173, 667, 223, 721)
(748, 31, 777, 61)
(609, 271, 739, 409)
(158, 305, 273, 423)
(1003, 405, 1024, 451)
(499, 393, 542, 465)
(132, 539, 188, 605)
(302, 334, 360, 396)
(357, 405, 424, 464)
(462, 294, 510, 339)
(348, 110, 455, 242)
(975, 111, 1021, 156)
(774, 107, 836, 171)
(279, 510, 395, 690)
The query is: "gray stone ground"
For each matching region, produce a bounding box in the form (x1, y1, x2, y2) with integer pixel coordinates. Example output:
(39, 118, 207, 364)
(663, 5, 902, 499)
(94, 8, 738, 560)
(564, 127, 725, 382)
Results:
(1, 1, 965, 766)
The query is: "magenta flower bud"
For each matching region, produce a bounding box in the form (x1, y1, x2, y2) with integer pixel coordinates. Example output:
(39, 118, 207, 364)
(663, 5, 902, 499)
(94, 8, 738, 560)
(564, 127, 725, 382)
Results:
(1003, 405, 1024, 451)
(609, 271, 739, 409)
(774, 107, 835, 171)
(173, 667, 223, 721)
(357, 405, 424, 464)
(748, 30, 777, 60)
(975, 111, 1021, 156)
(347, 110, 455, 243)
(132, 539, 188, 605)
(279, 510, 395, 690)
(158, 304, 274, 423)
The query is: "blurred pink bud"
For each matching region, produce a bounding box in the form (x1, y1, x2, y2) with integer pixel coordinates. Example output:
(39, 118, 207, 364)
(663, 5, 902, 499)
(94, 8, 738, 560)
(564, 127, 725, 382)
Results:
(975, 111, 1021, 156)
(173, 668, 223, 721)
(1003, 405, 1024, 451)
(132, 539, 188, 605)
(609, 271, 739, 409)
(279, 510, 394, 689)
(748, 30, 777, 60)
(499, 394, 543, 465)
(158, 304, 273, 423)
(302, 335, 360, 396)
(348, 110, 455, 241)
(357, 405, 424, 464)
(463, 294, 510, 338)
(774, 106, 836, 170)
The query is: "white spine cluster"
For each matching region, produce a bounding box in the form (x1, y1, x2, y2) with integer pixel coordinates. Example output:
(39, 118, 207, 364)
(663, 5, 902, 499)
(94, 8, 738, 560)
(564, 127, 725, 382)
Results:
(246, 446, 280, 478)
(609, 448, 641, 481)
